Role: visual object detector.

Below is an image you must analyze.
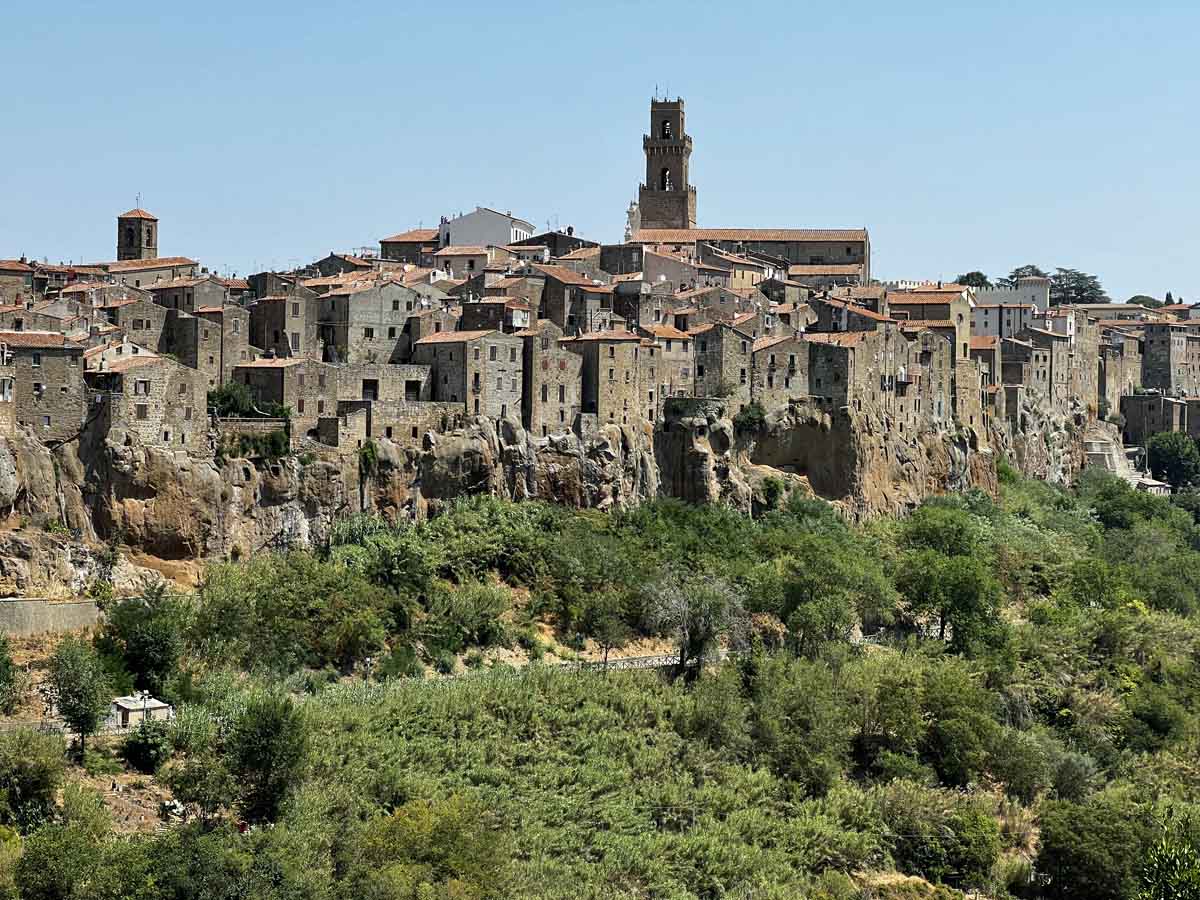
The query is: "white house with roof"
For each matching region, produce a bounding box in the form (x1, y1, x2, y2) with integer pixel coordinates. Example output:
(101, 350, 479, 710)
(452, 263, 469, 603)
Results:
(439, 207, 534, 249)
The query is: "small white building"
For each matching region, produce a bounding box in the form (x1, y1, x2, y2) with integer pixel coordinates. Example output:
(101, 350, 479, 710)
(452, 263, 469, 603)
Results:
(439, 207, 534, 249)
(107, 692, 172, 730)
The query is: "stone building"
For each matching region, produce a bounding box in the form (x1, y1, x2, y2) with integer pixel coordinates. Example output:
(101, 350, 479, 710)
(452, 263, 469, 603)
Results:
(311, 253, 373, 278)
(412, 329, 523, 419)
(1121, 393, 1187, 446)
(0, 345, 14, 437)
(690, 322, 752, 410)
(148, 274, 229, 314)
(517, 320, 583, 436)
(0, 331, 86, 442)
(379, 228, 439, 265)
(100, 256, 199, 288)
(751, 334, 809, 411)
(631, 228, 870, 281)
(319, 280, 416, 365)
(1099, 332, 1141, 417)
(886, 287, 972, 363)
(233, 358, 337, 438)
(459, 298, 532, 334)
(811, 296, 895, 333)
(249, 286, 323, 360)
(192, 305, 255, 387)
(637, 98, 698, 230)
(562, 331, 646, 427)
(84, 354, 207, 452)
(1141, 322, 1200, 396)
(0, 259, 34, 304)
(637, 324, 693, 420)
(116, 208, 157, 261)
(336, 363, 432, 404)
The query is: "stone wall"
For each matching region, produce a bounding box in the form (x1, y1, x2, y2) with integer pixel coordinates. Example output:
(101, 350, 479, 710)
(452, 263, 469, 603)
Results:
(0, 599, 99, 637)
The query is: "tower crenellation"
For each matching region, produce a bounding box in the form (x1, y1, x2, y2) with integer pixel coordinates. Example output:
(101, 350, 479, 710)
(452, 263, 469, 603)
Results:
(637, 97, 697, 230)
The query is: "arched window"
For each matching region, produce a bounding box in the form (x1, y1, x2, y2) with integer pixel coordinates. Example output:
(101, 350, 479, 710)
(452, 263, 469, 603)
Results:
(660, 168, 673, 191)
(145, 225, 153, 244)
(124, 226, 135, 246)
(661, 119, 673, 138)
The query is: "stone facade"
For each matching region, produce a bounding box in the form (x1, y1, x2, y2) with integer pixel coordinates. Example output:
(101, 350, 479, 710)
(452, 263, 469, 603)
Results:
(320, 281, 417, 365)
(518, 321, 583, 436)
(148, 275, 228, 314)
(751, 335, 809, 410)
(692, 323, 753, 412)
(412, 330, 522, 420)
(336, 363, 432, 403)
(84, 354, 207, 452)
(233, 358, 338, 438)
(0, 331, 86, 443)
(637, 99, 698, 231)
(563, 331, 646, 427)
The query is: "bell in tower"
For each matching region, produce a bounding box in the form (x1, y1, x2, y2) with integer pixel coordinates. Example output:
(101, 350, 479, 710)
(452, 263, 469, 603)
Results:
(636, 97, 697, 232)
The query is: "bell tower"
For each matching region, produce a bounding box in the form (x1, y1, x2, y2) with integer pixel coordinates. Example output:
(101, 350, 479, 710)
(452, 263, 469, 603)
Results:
(117, 207, 158, 261)
(637, 98, 697, 231)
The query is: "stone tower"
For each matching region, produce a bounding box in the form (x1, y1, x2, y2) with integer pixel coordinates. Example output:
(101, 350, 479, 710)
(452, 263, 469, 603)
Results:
(637, 98, 697, 231)
(116, 208, 158, 261)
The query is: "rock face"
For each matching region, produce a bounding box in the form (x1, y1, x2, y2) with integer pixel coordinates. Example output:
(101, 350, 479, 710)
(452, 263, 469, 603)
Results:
(0, 395, 1107, 587)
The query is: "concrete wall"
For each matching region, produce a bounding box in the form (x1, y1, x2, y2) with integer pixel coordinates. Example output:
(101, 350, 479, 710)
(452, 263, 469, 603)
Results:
(0, 599, 99, 637)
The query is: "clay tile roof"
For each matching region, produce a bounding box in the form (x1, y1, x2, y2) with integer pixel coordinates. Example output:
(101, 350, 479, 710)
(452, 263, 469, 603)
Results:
(555, 246, 601, 260)
(413, 329, 497, 344)
(100, 355, 162, 373)
(969, 336, 998, 350)
(381, 228, 439, 244)
(632, 227, 869, 243)
(236, 357, 307, 368)
(99, 298, 139, 309)
(529, 264, 595, 286)
(195, 305, 225, 314)
(118, 208, 158, 220)
(578, 283, 614, 294)
(639, 324, 691, 340)
(731, 312, 758, 325)
(218, 278, 250, 290)
(888, 293, 962, 305)
(804, 331, 869, 346)
(104, 256, 198, 273)
(0, 330, 80, 349)
(788, 264, 863, 277)
(434, 246, 488, 256)
(753, 334, 794, 352)
(896, 318, 955, 329)
(0, 259, 34, 273)
(611, 272, 642, 283)
(566, 330, 642, 342)
(333, 254, 372, 267)
(687, 323, 716, 335)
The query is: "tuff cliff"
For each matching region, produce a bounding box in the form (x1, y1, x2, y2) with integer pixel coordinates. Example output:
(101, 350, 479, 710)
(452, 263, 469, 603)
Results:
(0, 396, 1112, 591)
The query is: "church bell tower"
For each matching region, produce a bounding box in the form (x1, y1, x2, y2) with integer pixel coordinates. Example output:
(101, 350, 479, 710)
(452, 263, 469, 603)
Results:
(116, 207, 158, 261)
(637, 98, 697, 231)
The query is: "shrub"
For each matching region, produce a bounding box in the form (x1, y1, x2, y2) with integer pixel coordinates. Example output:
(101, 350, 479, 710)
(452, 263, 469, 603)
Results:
(0, 729, 66, 833)
(121, 720, 173, 775)
(733, 401, 767, 434)
(1037, 794, 1154, 900)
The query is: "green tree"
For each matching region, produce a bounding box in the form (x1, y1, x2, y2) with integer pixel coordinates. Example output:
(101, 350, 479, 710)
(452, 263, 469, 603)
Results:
(0, 635, 19, 715)
(1147, 431, 1200, 489)
(1050, 267, 1108, 305)
(1039, 794, 1153, 900)
(1139, 808, 1200, 900)
(955, 271, 992, 289)
(1130, 294, 1165, 309)
(580, 588, 632, 667)
(0, 729, 66, 832)
(997, 264, 1049, 288)
(896, 551, 1000, 650)
(229, 692, 310, 823)
(46, 637, 110, 757)
(648, 570, 745, 679)
(162, 752, 238, 822)
(98, 580, 186, 696)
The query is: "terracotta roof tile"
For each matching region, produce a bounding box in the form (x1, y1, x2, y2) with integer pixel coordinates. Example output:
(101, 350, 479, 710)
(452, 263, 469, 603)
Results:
(529, 264, 596, 286)
(118, 208, 157, 220)
(804, 331, 869, 346)
(236, 357, 307, 368)
(0, 330, 81, 349)
(434, 246, 489, 257)
(753, 334, 796, 352)
(639, 324, 691, 340)
(633, 228, 869, 243)
(561, 330, 642, 342)
(413, 329, 497, 344)
(103, 256, 198, 274)
(381, 228, 439, 244)
(788, 264, 864, 277)
(969, 336, 998, 350)
(0, 259, 34, 273)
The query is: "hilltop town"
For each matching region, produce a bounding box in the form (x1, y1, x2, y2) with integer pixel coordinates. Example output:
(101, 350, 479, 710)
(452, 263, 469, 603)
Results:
(0, 97, 1183, 564)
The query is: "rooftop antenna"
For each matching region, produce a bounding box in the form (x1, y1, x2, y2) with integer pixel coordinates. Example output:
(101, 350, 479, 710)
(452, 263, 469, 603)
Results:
(135, 192, 141, 209)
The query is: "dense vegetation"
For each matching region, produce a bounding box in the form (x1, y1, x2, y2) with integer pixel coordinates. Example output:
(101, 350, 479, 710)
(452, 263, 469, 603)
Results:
(4, 467, 1200, 898)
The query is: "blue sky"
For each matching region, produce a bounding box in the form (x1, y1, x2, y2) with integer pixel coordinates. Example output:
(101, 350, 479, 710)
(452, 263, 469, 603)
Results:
(1, 1, 1196, 301)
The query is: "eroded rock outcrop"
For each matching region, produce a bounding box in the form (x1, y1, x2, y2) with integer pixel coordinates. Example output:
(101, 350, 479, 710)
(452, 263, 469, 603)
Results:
(0, 394, 1107, 587)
